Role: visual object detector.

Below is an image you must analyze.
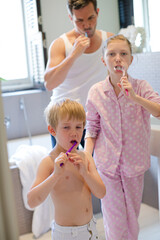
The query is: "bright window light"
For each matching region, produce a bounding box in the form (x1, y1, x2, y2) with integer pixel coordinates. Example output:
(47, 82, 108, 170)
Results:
(0, 0, 28, 80)
(148, 0, 160, 52)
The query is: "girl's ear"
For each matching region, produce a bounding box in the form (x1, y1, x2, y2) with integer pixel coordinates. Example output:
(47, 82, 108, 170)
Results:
(101, 56, 107, 66)
(48, 125, 56, 136)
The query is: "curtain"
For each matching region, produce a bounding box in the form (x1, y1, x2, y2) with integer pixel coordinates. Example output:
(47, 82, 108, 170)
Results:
(0, 83, 19, 240)
(118, 0, 134, 28)
(23, 0, 46, 86)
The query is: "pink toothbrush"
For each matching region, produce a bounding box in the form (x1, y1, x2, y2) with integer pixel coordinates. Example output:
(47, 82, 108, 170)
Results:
(60, 141, 77, 167)
(122, 67, 128, 96)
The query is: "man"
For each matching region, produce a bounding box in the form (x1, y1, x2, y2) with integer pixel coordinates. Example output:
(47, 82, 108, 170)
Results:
(44, 0, 113, 147)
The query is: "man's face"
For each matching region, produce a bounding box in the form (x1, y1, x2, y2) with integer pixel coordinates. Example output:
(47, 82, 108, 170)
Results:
(70, 2, 99, 38)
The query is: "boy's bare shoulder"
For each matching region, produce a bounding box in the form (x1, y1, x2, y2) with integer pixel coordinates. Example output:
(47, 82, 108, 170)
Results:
(39, 148, 58, 167)
(39, 154, 54, 169)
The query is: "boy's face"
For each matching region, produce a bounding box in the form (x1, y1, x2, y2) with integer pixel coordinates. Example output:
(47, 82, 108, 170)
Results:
(103, 40, 133, 77)
(70, 2, 99, 38)
(54, 116, 84, 151)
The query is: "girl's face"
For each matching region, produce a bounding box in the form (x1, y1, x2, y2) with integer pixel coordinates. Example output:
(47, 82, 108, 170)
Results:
(54, 117, 84, 152)
(103, 40, 133, 78)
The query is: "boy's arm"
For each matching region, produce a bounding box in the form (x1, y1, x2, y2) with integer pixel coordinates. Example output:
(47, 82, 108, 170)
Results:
(84, 137, 96, 155)
(27, 153, 67, 208)
(44, 35, 90, 91)
(68, 152, 106, 199)
(83, 152, 106, 199)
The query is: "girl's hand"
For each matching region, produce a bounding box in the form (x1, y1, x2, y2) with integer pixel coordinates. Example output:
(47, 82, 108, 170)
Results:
(54, 152, 68, 175)
(117, 76, 136, 99)
(67, 152, 88, 177)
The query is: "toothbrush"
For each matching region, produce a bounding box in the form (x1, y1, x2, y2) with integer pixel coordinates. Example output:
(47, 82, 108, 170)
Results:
(85, 32, 88, 37)
(122, 67, 128, 96)
(60, 141, 77, 167)
(66, 141, 77, 156)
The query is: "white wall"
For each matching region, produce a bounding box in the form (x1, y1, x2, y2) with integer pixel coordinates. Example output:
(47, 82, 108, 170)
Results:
(40, 0, 120, 50)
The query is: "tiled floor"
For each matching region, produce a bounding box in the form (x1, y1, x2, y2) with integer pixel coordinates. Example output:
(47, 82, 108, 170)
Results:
(7, 135, 160, 240)
(138, 204, 160, 240)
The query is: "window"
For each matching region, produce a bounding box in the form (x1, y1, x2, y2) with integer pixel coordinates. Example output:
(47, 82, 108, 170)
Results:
(0, 0, 46, 92)
(133, 0, 160, 52)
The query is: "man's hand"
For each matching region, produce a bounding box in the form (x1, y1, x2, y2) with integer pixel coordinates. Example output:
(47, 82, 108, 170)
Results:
(70, 35, 90, 59)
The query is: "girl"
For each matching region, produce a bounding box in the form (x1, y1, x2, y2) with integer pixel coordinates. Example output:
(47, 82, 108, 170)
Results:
(85, 34, 160, 240)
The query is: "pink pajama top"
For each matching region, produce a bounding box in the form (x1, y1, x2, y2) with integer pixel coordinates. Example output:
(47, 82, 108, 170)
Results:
(85, 75, 160, 177)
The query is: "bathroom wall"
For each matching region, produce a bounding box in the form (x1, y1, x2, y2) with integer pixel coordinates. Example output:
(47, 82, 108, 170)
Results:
(2, 90, 52, 140)
(40, 0, 120, 50)
(128, 52, 160, 95)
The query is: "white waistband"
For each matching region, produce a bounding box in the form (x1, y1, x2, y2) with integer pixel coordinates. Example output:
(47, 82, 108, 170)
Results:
(52, 216, 96, 233)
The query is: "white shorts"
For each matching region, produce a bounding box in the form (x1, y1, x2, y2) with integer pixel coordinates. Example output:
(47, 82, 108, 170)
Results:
(51, 216, 98, 240)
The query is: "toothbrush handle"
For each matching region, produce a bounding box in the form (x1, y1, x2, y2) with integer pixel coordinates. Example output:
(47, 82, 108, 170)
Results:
(60, 142, 77, 167)
(122, 68, 128, 96)
(66, 142, 77, 156)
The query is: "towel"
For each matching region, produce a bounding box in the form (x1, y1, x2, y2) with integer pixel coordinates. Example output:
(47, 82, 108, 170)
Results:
(9, 144, 55, 238)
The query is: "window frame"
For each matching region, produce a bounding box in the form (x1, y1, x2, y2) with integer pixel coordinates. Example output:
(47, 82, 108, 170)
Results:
(1, 0, 47, 93)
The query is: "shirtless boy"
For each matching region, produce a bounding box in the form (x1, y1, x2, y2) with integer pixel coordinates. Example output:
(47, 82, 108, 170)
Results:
(27, 98, 106, 240)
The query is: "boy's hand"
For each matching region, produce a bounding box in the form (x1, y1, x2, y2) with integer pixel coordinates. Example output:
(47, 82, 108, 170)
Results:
(54, 152, 68, 175)
(67, 152, 88, 177)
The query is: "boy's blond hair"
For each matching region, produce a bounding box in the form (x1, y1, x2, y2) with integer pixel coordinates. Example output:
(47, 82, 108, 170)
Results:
(102, 34, 132, 57)
(44, 98, 86, 129)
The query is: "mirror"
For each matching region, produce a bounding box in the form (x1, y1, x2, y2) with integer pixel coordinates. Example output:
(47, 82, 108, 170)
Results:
(4, 1, 160, 239)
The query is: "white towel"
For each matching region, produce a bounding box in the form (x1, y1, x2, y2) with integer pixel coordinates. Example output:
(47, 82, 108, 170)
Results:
(9, 144, 55, 238)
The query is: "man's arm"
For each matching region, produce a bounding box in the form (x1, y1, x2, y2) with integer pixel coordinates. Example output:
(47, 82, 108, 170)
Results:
(44, 35, 90, 91)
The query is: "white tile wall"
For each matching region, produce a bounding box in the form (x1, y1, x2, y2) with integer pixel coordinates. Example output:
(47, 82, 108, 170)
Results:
(128, 52, 160, 95)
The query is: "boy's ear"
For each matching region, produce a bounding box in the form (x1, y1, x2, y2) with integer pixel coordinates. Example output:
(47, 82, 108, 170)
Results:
(68, 14, 73, 22)
(96, 8, 100, 15)
(101, 56, 107, 66)
(48, 125, 56, 136)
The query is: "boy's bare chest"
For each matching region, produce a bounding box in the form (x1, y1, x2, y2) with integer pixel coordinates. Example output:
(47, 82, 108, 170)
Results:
(53, 162, 84, 194)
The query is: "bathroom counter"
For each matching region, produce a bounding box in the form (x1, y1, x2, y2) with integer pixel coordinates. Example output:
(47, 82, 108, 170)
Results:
(150, 124, 160, 217)
(150, 125, 160, 158)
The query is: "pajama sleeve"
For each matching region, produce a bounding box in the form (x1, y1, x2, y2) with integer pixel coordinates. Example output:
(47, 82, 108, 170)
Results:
(139, 80, 160, 119)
